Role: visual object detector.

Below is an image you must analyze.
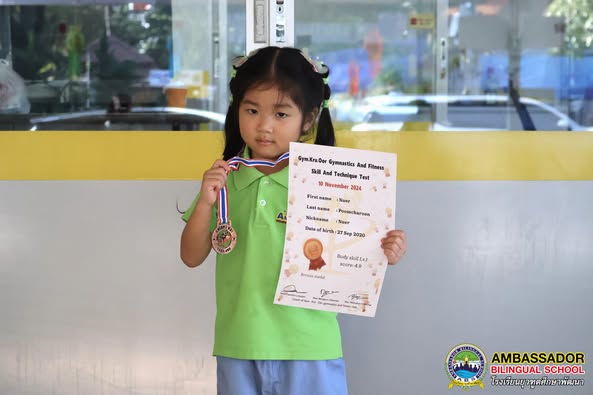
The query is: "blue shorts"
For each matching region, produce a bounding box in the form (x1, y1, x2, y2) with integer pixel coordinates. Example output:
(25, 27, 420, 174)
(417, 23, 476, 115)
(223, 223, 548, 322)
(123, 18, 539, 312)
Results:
(216, 356, 348, 395)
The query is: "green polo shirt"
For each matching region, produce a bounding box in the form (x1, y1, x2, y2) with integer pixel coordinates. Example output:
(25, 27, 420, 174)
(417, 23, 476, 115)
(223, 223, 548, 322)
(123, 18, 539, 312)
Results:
(182, 159, 342, 360)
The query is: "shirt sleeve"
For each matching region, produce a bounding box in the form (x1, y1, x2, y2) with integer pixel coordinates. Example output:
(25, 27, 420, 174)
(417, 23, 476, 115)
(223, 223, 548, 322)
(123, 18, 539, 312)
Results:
(181, 193, 218, 231)
(181, 193, 199, 223)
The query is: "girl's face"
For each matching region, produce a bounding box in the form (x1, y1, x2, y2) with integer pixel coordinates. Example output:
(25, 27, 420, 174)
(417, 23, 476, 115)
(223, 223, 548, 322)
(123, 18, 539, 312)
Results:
(238, 84, 315, 161)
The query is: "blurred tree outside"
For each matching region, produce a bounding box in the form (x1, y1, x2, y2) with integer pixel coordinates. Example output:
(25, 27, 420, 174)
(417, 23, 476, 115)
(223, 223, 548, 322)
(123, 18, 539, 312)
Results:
(546, 0, 593, 57)
(376, 67, 403, 94)
(108, 4, 172, 70)
(8, 4, 172, 111)
(10, 5, 104, 81)
(10, 6, 63, 81)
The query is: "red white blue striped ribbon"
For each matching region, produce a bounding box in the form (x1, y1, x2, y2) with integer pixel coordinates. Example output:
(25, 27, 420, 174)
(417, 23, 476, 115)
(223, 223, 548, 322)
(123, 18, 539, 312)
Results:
(216, 152, 290, 224)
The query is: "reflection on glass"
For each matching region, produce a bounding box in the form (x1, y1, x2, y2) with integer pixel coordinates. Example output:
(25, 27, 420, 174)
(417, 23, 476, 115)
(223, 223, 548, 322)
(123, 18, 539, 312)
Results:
(0, 1, 231, 131)
(295, 0, 593, 132)
(1, 0, 592, 131)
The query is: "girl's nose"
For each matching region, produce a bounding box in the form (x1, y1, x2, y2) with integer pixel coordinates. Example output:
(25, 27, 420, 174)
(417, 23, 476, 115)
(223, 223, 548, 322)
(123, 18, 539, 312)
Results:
(257, 115, 273, 132)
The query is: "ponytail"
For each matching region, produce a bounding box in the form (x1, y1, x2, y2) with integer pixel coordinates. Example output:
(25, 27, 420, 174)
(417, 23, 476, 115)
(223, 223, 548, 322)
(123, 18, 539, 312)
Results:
(314, 67, 335, 147)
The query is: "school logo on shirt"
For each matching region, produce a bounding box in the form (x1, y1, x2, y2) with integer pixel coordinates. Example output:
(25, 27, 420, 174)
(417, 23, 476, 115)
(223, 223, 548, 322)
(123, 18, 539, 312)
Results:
(276, 210, 287, 223)
(445, 343, 487, 390)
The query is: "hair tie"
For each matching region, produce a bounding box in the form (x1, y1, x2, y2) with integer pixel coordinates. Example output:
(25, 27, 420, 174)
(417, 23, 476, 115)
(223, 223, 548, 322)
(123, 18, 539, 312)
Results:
(323, 100, 330, 109)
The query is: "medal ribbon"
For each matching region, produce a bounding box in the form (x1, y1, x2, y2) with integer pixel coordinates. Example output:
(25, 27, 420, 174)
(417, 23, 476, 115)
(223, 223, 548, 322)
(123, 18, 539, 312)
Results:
(216, 152, 290, 225)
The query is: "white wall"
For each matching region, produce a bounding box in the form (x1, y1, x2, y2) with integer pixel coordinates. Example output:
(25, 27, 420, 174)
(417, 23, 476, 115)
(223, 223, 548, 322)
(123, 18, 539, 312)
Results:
(341, 181, 593, 395)
(0, 181, 216, 395)
(1, 180, 592, 394)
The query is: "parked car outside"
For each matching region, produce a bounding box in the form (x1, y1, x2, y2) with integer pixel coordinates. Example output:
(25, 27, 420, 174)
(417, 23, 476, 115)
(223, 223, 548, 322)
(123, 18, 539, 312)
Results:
(24, 107, 226, 131)
(349, 94, 593, 132)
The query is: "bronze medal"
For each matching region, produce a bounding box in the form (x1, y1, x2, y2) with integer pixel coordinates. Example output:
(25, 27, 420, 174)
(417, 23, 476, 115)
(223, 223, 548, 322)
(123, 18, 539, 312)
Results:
(303, 238, 326, 271)
(212, 221, 237, 254)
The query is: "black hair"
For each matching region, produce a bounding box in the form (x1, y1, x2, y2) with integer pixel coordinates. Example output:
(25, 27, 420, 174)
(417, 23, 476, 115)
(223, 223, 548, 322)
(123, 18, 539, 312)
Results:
(222, 46, 335, 160)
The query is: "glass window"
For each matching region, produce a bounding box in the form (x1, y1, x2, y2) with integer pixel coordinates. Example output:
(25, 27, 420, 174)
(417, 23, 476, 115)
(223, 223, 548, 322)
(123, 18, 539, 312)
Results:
(294, 0, 436, 128)
(1, 0, 592, 131)
(295, 0, 592, 132)
(0, 0, 237, 131)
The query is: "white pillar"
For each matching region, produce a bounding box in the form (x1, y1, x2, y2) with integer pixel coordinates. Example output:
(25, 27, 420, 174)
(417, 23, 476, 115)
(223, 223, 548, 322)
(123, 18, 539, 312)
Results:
(246, 0, 294, 53)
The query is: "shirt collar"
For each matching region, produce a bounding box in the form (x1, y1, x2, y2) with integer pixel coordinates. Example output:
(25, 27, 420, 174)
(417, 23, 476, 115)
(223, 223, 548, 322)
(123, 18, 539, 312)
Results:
(231, 146, 289, 191)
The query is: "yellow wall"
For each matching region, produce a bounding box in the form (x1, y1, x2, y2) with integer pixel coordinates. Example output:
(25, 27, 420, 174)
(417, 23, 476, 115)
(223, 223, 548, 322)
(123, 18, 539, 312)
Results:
(1, 131, 593, 180)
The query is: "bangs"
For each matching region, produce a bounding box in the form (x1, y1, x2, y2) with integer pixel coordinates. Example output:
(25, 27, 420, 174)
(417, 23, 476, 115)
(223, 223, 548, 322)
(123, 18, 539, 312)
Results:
(248, 77, 305, 112)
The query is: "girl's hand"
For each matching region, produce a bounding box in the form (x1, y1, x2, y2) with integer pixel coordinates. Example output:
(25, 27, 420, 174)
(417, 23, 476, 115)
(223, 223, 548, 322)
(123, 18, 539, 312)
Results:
(198, 160, 231, 207)
(381, 230, 407, 265)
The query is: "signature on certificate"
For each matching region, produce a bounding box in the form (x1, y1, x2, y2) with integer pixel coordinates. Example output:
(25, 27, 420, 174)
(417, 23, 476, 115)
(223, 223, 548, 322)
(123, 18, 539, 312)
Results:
(320, 289, 339, 298)
(282, 285, 307, 295)
(348, 293, 369, 301)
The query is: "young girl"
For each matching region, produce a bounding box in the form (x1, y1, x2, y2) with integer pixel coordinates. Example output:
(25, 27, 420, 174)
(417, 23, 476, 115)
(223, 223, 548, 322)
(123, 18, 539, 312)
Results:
(180, 46, 407, 395)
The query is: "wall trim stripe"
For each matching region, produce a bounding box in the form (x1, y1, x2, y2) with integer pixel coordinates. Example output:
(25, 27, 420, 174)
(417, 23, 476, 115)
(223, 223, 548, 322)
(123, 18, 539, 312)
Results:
(1, 131, 592, 180)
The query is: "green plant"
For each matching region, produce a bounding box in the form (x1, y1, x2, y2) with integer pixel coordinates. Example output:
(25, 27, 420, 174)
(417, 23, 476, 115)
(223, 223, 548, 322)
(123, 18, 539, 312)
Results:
(66, 25, 84, 53)
(376, 67, 403, 93)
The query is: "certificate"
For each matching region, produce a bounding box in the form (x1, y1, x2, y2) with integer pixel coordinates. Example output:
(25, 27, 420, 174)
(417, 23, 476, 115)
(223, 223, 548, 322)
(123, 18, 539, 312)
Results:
(273, 142, 397, 317)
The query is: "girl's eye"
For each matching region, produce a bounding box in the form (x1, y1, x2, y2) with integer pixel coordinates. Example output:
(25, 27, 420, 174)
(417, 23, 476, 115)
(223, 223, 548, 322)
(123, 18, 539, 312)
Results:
(246, 108, 257, 115)
(276, 112, 288, 118)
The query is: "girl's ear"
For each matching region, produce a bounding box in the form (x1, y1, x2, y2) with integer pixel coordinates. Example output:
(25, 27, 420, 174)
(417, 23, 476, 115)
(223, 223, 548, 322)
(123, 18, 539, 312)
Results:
(302, 108, 319, 131)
